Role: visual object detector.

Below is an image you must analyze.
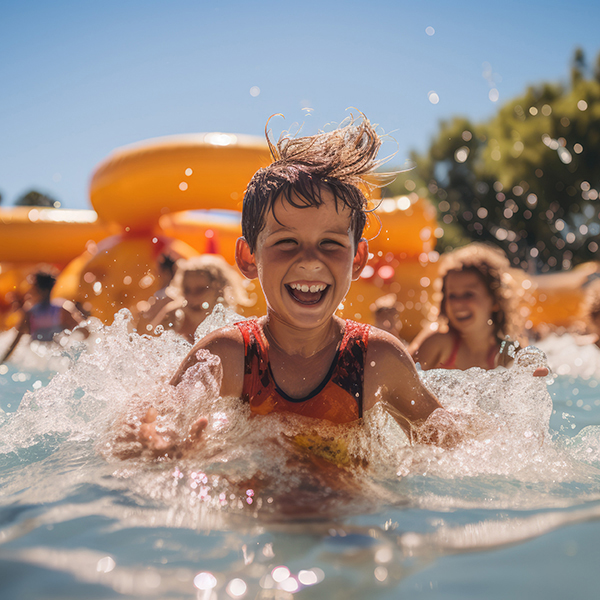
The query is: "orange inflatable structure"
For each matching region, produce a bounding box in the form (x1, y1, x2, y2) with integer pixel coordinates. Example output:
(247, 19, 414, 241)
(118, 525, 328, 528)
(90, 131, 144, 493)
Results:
(1, 131, 596, 340)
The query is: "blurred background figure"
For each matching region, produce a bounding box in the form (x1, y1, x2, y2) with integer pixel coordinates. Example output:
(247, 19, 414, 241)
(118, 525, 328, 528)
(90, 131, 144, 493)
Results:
(136, 253, 178, 334)
(1, 267, 86, 363)
(409, 243, 525, 371)
(146, 255, 248, 343)
(370, 293, 405, 343)
(574, 278, 600, 350)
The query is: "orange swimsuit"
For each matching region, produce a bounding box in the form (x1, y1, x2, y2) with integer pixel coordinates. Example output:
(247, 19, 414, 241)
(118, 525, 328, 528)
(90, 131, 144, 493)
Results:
(234, 319, 370, 424)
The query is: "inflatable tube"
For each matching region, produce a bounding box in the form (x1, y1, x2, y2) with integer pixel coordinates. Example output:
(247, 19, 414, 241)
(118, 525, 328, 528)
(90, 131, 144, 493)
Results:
(0, 264, 34, 329)
(365, 195, 438, 259)
(522, 261, 600, 330)
(158, 209, 243, 266)
(0, 208, 119, 265)
(6, 126, 593, 337)
(90, 133, 271, 231)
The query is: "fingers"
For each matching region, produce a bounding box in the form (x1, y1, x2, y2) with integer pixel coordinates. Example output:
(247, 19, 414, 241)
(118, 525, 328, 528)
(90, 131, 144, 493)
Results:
(142, 406, 158, 423)
(189, 417, 209, 438)
(139, 409, 170, 452)
(533, 367, 549, 378)
(182, 417, 208, 453)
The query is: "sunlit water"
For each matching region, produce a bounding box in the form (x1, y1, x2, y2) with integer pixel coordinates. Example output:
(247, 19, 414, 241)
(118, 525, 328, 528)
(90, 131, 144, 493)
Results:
(1, 308, 600, 599)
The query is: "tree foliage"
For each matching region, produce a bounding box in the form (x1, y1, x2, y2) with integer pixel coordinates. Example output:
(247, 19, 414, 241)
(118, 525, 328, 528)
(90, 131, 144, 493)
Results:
(15, 189, 60, 208)
(389, 49, 600, 272)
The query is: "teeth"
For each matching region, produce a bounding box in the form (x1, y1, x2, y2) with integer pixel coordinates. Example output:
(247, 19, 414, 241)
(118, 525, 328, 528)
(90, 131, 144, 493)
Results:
(289, 283, 327, 293)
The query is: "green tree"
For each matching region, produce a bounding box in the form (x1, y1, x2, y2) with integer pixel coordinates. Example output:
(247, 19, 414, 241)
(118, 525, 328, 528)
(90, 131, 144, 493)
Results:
(15, 189, 60, 208)
(402, 49, 600, 272)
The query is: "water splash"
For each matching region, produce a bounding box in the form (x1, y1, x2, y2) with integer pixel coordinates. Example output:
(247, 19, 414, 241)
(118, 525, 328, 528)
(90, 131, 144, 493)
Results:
(1, 308, 600, 526)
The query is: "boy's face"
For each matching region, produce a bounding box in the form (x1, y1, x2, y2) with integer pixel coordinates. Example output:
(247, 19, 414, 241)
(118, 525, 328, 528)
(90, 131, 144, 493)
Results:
(237, 190, 368, 330)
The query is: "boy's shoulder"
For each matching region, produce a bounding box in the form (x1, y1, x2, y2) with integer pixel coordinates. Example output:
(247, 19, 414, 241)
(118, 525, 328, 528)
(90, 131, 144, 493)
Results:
(367, 324, 408, 347)
(195, 322, 246, 358)
(366, 325, 413, 367)
(363, 325, 430, 412)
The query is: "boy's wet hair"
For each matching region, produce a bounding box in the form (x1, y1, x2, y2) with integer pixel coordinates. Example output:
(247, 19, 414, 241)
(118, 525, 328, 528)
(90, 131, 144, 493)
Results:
(437, 243, 519, 339)
(242, 113, 391, 253)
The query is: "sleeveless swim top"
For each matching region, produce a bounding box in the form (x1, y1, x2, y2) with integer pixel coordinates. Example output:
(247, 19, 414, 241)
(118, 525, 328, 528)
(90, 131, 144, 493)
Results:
(28, 303, 63, 342)
(439, 331, 497, 369)
(234, 319, 370, 424)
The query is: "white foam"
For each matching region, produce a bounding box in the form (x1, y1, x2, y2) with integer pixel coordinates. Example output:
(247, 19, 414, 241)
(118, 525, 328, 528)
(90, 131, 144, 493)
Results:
(535, 333, 600, 379)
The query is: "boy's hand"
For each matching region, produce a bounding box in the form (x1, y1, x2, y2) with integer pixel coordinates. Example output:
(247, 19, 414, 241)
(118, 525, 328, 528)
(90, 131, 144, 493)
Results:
(115, 407, 208, 460)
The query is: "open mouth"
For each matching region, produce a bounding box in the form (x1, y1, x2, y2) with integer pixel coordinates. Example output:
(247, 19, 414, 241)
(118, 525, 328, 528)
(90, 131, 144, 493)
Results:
(285, 282, 329, 305)
(454, 311, 473, 322)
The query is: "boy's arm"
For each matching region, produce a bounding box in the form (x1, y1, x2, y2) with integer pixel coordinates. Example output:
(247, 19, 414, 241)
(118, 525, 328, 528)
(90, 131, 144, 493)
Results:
(112, 326, 245, 460)
(364, 328, 459, 446)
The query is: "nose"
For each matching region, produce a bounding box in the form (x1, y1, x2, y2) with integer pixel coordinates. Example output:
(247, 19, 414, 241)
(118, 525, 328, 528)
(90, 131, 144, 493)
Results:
(449, 296, 468, 310)
(298, 246, 323, 272)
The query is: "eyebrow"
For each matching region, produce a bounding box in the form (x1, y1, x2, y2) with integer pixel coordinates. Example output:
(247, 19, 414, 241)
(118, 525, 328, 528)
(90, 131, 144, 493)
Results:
(266, 223, 351, 235)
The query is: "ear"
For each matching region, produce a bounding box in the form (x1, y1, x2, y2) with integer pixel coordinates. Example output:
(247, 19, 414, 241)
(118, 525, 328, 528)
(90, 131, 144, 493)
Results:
(352, 238, 369, 281)
(235, 237, 258, 280)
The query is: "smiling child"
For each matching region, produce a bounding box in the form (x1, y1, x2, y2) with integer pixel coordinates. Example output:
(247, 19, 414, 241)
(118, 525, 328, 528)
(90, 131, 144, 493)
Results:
(410, 243, 525, 371)
(148, 255, 248, 343)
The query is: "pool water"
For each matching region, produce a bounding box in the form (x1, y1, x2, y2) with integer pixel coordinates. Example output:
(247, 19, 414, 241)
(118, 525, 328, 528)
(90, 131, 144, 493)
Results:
(1, 311, 600, 600)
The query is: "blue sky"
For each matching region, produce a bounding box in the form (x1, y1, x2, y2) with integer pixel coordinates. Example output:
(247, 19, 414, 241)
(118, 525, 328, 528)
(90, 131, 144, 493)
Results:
(1, 0, 599, 210)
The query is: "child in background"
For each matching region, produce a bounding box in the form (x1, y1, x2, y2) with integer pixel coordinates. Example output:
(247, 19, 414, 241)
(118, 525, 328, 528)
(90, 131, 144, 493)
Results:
(1, 268, 86, 363)
(575, 278, 600, 349)
(136, 253, 177, 334)
(410, 243, 524, 371)
(148, 255, 248, 343)
(370, 293, 405, 342)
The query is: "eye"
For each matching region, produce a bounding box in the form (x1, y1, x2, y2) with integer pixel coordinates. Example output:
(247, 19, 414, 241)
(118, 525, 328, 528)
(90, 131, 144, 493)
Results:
(273, 238, 297, 247)
(321, 239, 345, 248)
